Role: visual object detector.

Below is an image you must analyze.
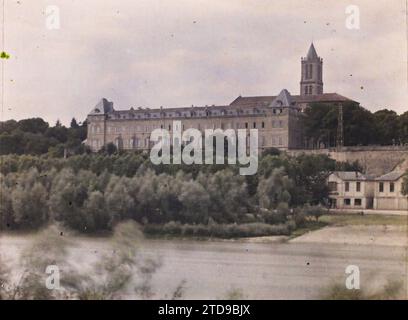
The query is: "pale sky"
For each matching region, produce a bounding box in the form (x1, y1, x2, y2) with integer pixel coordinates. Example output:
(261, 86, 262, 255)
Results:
(1, 0, 407, 125)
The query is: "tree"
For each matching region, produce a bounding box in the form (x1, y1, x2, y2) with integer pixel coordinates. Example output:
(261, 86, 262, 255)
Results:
(101, 142, 117, 155)
(0, 133, 23, 154)
(49, 169, 97, 231)
(70, 118, 79, 129)
(83, 191, 113, 231)
(18, 118, 49, 134)
(105, 177, 134, 222)
(303, 103, 338, 147)
(45, 126, 69, 144)
(257, 167, 293, 210)
(197, 170, 249, 223)
(178, 180, 210, 223)
(285, 154, 333, 205)
(262, 147, 281, 157)
(304, 102, 377, 147)
(373, 109, 399, 145)
(398, 111, 408, 144)
(302, 204, 326, 221)
(0, 119, 18, 134)
(11, 182, 49, 229)
(0, 182, 14, 229)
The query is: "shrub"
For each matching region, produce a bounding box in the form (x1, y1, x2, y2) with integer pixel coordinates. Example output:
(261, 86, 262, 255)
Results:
(144, 222, 291, 239)
(302, 204, 326, 221)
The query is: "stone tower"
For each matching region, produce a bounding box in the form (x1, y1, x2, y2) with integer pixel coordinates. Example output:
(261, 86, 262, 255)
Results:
(300, 43, 323, 95)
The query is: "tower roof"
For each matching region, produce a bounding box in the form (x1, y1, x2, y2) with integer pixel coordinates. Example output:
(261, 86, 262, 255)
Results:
(306, 43, 319, 60)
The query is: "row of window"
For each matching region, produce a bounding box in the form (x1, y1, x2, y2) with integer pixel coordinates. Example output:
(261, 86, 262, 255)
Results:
(303, 85, 323, 95)
(344, 198, 362, 206)
(106, 107, 291, 120)
(304, 85, 314, 95)
(345, 181, 361, 192)
(90, 120, 287, 134)
(328, 181, 362, 192)
(379, 182, 395, 193)
(330, 181, 396, 193)
(93, 134, 285, 150)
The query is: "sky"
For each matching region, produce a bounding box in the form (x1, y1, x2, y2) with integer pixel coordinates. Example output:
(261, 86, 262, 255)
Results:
(1, 0, 407, 125)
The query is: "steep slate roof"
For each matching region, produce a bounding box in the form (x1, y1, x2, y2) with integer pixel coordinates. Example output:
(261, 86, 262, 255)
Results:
(306, 43, 319, 60)
(89, 98, 114, 115)
(392, 159, 408, 172)
(270, 89, 293, 107)
(332, 171, 373, 181)
(230, 93, 356, 107)
(89, 90, 356, 119)
(375, 171, 405, 181)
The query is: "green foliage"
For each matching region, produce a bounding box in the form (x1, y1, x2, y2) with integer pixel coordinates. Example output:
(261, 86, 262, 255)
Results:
(257, 168, 292, 209)
(304, 103, 408, 146)
(259, 154, 334, 206)
(261, 147, 281, 157)
(0, 152, 354, 233)
(99, 142, 118, 155)
(144, 221, 293, 238)
(335, 160, 362, 172)
(0, 118, 87, 156)
(70, 118, 79, 129)
(301, 204, 326, 221)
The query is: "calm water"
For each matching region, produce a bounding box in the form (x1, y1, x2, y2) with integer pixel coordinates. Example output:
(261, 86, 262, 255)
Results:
(1, 236, 407, 299)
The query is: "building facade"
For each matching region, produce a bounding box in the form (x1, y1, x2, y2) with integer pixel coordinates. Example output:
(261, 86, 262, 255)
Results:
(328, 159, 408, 211)
(374, 172, 408, 211)
(328, 172, 375, 209)
(85, 44, 355, 152)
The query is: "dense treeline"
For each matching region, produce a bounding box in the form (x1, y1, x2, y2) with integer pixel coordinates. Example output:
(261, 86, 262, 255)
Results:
(0, 118, 88, 156)
(0, 152, 359, 234)
(304, 102, 408, 147)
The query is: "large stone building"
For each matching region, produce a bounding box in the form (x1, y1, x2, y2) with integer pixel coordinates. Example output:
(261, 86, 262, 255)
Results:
(85, 44, 355, 152)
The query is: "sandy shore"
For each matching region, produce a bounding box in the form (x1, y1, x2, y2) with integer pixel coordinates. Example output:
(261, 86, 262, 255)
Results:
(290, 225, 408, 247)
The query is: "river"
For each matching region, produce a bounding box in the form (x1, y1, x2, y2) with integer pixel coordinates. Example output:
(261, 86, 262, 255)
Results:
(1, 235, 407, 299)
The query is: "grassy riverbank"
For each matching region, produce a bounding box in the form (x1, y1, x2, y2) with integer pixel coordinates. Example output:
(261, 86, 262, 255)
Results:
(143, 221, 296, 239)
(141, 213, 408, 241)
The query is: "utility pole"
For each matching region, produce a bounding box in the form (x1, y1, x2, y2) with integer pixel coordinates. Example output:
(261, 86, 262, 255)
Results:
(336, 104, 344, 151)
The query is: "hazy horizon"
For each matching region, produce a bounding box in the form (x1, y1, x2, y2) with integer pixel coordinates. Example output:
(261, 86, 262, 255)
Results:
(1, 0, 407, 125)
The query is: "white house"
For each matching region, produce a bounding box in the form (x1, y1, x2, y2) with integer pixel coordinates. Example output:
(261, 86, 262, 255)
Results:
(327, 172, 375, 209)
(374, 171, 408, 211)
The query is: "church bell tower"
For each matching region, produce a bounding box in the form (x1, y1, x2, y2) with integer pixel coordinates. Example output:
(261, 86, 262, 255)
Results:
(300, 43, 323, 95)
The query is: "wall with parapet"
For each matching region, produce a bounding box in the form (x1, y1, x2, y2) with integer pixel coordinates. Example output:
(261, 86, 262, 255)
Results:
(287, 146, 408, 176)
